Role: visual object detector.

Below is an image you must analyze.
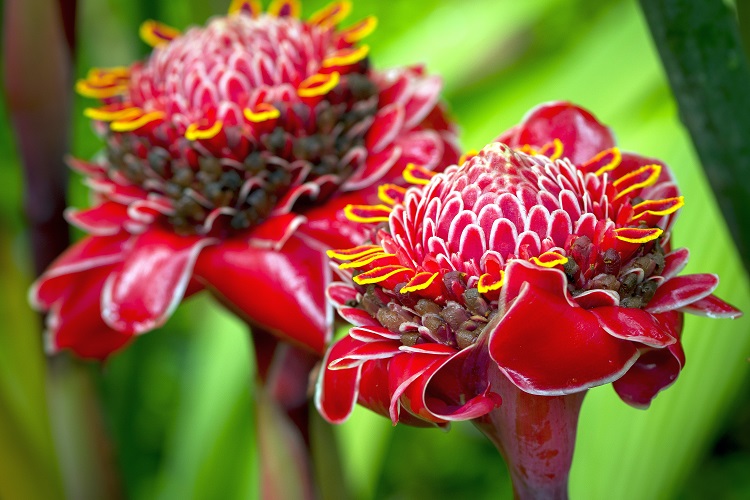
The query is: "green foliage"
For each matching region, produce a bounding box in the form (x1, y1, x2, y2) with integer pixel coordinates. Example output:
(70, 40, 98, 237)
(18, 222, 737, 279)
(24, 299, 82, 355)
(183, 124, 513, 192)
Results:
(1, 0, 748, 499)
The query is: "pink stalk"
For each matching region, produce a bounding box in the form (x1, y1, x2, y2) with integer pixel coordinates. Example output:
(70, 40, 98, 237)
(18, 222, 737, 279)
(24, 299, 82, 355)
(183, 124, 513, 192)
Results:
(475, 364, 586, 500)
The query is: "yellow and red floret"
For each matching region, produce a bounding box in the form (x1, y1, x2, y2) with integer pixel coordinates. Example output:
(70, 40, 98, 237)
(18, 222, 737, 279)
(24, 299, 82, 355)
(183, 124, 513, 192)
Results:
(316, 102, 740, 427)
(31, 0, 460, 359)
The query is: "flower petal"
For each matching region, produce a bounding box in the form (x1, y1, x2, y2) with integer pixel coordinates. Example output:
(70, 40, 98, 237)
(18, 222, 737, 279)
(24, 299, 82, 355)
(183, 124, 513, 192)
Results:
(46, 265, 133, 360)
(612, 312, 685, 408)
(30, 234, 128, 310)
(315, 335, 364, 424)
(489, 282, 639, 395)
(593, 306, 676, 347)
(679, 294, 743, 319)
(101, 228, 215, 334)
(502, 101, 615, 165)
(64, 201, 130, 235)
(396, 345, 502, 423)
(645, 274, 719, 314)
(195, 233, 332, 354)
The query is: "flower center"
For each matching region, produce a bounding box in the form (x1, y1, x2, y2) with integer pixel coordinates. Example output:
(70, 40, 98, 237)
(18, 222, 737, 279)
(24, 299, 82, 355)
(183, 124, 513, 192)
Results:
(84, 12, 379, 236)
(331, 143, 683, 350)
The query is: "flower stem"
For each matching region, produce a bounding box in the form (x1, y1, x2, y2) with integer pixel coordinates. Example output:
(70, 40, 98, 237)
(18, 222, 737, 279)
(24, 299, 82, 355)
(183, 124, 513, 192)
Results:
(474, 364, 585, 500)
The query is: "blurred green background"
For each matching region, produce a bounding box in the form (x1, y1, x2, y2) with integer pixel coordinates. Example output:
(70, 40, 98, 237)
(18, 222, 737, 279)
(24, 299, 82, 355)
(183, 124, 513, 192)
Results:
(1, 0, 749, 498)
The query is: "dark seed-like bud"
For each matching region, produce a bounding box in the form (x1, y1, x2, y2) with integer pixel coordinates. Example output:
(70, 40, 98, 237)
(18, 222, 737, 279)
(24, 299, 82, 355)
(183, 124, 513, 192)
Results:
(230, 211, 251, 230)
(633, 255, 658, 277)
(221, 170, 243, 191)
(440, 301, 470, 332)
(601, 248, 621, 275)
(243, 152, 266, 174)
(455, 320, 481, 350)
(563, 258, 580, 281)
(620, 296, 644, 308)
(638, 280, 658, 304)
(414, 299, 441, 316)
(588, 273, 621, 292)
(264, 128, 287, 154)
(198, 156, 222, 178)
(422, 313, 445, 334)
(360, 286, 384, 317)
(377, 306, 411, 334)
(172, 167, 194, 187)
(463, 288, 489, 317)
(400, 331, 420, 347)
(619, 272, 639, 297)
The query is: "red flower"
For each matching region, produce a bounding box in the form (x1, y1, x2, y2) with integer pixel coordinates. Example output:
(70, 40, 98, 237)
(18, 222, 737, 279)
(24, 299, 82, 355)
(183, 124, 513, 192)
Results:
(316, 101, 741, 425)
(316, 102, 741, 497)
(30, 0, 459, 360)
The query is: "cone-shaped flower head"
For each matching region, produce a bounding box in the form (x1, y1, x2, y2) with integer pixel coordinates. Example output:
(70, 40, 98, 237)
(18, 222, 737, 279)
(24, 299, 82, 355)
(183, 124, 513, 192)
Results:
(30, 0, 459, 359)
(316, 102, 741, 427)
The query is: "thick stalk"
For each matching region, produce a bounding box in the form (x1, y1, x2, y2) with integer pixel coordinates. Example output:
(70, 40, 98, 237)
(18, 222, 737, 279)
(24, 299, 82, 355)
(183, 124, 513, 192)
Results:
(474, 365, 585, 500)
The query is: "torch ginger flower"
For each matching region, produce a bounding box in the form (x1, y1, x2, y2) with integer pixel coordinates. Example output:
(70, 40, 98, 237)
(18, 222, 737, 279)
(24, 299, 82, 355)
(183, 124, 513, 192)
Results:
(316, 102, 741, 498)
(29, 0, 459, 359)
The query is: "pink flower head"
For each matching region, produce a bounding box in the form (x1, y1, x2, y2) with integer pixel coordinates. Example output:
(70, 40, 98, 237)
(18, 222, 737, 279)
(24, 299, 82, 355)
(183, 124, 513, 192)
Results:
(30, 0, 459, 360)
(316, 101, 741, 426)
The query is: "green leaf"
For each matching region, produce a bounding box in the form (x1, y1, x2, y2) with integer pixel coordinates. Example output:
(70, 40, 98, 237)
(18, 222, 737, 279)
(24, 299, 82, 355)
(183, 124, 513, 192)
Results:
(639, 0, 750, 273)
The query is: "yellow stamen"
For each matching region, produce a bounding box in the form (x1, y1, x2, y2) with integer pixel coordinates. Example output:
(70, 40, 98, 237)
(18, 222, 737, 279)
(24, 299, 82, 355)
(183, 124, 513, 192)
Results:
(353, 265, 412, 285)
(327, 244, 383, 261)
(343, 204, 392, 223)
(459, 150, 478, 165)
(298, 72, 340, 98)
(614, 227, 663, 244)
(84, 106, 142, 122)
(228, 0, 261, 15)
(478, 271, 505, 293)
(400, 272, 440, 294)
(185, 120, 224, 141)
(268, 0, 301, 17)
(613, 164, 662, 201)
(631, 196, 685, 219)
(75, 80, 128, 99)
(377, 184, 407, 206)
(309, 1, 352, 27)
(530, 251, 568, 268)
(322, 45, 370, 68)
(339, 252, 396, 269)
(139, 20, 181, 48)
(243, 104, 280, 123)
(590, 147, 622, 176)
(402, 163, 435, 186)
(111, 111, 164, 132)
(539, 138, 564, 161)
(341, 16, 378, 43)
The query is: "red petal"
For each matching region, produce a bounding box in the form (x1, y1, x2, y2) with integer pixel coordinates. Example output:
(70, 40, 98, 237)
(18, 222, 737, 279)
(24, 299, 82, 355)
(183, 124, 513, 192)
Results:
(503, 102, 615, 165)
(101, 228, 215, 334)
(661, 248, 689, 280)
(31, 234, 128, 309)
(612, 312, 684, 409)
(402, 75, 442, 130)
(593, 307, 676, 347)
(64, 201, 130, 235)
(366, 103, 404, 154)
(195, 233, 332, 354)
(46, 265, 133, 360)
(646, 274, 719, 314)
(489, 282, 639, 394)
(680, 294, 743, 319)
(396, 130, 443, 170)
(315, 335, 365, 424)
(395, 346, 502, 423)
